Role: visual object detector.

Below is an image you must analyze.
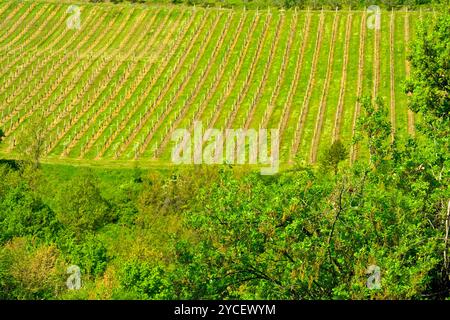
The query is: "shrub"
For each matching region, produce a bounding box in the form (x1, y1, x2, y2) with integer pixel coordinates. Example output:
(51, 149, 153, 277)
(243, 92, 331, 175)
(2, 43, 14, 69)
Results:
(116, 261, 173, 299)
(55, 171, 114, 236)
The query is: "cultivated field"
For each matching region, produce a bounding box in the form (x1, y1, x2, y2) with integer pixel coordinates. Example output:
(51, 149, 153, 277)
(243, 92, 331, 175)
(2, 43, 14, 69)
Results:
(0, 1, 429, 165)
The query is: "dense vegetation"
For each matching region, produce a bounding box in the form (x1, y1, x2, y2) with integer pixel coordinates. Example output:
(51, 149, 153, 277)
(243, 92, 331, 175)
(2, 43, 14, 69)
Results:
(0, 1, 448, 300)
(90, 0, 447, 10)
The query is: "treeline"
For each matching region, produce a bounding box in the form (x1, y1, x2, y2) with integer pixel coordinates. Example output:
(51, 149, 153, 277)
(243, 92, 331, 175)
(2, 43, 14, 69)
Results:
(90, 0, 448, 10)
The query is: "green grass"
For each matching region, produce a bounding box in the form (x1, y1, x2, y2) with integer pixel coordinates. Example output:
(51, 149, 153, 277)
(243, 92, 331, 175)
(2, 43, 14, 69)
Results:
(0, 0, 420, 167)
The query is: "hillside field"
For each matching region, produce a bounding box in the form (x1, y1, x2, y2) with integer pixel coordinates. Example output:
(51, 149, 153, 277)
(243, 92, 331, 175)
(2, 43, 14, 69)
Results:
(0, 0, 449, 302)
(0, 0, 433, 166)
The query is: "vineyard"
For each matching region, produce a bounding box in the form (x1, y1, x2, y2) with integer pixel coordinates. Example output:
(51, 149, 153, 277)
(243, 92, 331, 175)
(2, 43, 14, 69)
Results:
(0, 1, 429, 166)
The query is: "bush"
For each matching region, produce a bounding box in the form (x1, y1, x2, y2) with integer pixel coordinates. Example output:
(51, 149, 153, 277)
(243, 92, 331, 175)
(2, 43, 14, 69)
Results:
(55, 171, 114, 236)
(116, 261, 173, 299)
(0, 182, 61, 244)
(57, 233, 109, 278)
(0, 238, 65, 299)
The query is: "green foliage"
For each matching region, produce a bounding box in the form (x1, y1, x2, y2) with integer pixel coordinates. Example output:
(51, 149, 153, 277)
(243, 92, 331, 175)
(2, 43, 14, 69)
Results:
(405, 12, 449, 176)
(0, 238, 65, 300)
(0, 183, 60, 244)
(136, 166, 219, 223)
(320, 140, 347, 174)
(115, 261, 173, 299)
(406, 12, 450, 123)
(175, 162, 443, 299)
(355, 97, 393, 167)
(97, 0, 448, 9)
(283, 0, 304, 8)
(402, 12, 450, 293)
(15, 116, 47, 169)
(0, 6, 447, 300)
(0, 165, 61, 244)
(55, 170, 114, 236)
(58, 234, 109, 278)
(0, 146, 448, 300)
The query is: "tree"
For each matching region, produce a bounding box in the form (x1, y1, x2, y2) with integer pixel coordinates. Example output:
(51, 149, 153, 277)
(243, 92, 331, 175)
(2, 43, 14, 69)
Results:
(0, 182, 60, 244)
(405, 12, 450, 291)
(405, 12, 449, 175)
(354, 96, 392, 168)
(0, 165, 61, 244)
(15, 116, 47, 169)
(320, 140, 347, 175)
(0, 238, 65, 299)
(406, 13, 449, 125)
(173, 166, 444, 299)
(55, 170, 113, 236)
